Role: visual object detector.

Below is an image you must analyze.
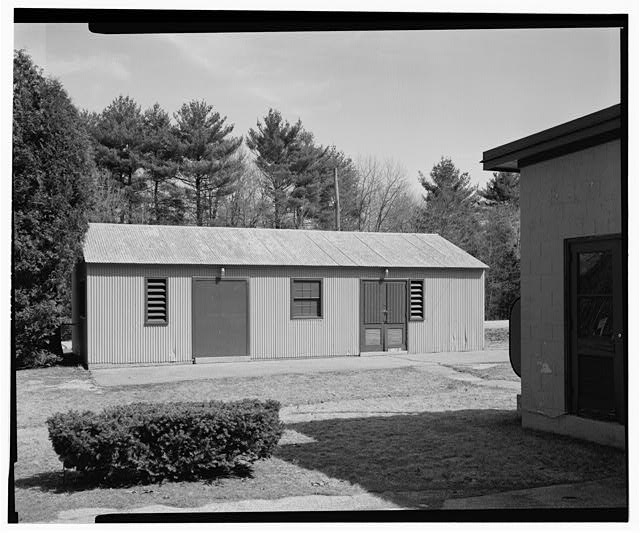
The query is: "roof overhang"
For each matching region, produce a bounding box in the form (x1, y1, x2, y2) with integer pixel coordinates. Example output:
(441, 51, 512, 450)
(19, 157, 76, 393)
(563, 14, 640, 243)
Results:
(481, 104, 621, 172)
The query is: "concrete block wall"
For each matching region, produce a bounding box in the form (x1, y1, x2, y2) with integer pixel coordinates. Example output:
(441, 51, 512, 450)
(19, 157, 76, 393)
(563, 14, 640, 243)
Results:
(520, 140, 621, 418)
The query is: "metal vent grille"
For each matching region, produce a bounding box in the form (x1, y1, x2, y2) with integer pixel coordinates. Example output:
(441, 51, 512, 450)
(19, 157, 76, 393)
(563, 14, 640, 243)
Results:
(146, 278, 167, 324)
(409, 279, 424, 320)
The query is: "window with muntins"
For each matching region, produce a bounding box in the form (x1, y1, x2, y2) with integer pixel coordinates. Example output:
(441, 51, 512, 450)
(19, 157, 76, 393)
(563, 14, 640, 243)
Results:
(409, 279, 424, 320)
(291, 279, 322, 319)
(145, 278, 168, 325)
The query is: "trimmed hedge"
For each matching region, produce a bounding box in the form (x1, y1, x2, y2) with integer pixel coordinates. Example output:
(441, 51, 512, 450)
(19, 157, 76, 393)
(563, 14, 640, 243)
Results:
(47, 399, 284, 485)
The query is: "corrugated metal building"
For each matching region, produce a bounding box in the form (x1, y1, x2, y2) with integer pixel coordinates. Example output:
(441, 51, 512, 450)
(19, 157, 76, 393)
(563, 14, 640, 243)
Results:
(72, 223, 487, 366)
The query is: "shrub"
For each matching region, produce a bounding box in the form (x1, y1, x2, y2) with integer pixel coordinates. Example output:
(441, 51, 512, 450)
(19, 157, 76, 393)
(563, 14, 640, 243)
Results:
(13, 50, 93, 368)
(47, 399, 284, 485)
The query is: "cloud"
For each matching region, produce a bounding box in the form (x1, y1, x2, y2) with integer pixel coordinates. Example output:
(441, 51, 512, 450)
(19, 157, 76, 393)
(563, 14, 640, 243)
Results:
(47, 55, 131, 81)
(153, 34, 217, 71)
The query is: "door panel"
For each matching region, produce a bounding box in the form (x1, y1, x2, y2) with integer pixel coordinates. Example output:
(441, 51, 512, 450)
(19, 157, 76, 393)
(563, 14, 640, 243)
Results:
(385, 281, 406, 324)
(384, 281, 407, 350)
(360, 280, 383, 351)
(363, 281, 383, 324)
(567, 236, 624, 423)
(193, 279, 248, 358)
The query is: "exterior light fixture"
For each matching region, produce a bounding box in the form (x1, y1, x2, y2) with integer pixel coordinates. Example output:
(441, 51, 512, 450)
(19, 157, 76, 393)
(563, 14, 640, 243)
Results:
(383, 268, 389, 279)
(220, 267, 225, 278)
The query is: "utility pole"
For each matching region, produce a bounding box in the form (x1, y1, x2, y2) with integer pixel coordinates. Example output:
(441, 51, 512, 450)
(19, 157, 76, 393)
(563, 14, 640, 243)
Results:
(334, 167, 341, 231)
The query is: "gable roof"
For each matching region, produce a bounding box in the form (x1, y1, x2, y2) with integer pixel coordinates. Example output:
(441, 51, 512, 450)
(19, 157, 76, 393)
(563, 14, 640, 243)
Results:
(481, 104, 621, 172)
(83, 223, 488, 269)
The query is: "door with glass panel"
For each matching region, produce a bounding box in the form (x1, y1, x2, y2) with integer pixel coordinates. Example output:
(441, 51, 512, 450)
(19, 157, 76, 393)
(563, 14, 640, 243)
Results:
(360, 280, 407, 352)
(566, 235, 624, 423)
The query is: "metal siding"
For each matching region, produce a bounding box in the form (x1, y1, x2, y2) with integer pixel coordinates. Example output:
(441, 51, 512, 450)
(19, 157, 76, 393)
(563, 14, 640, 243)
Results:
(407, 269, 484, 353)
(248, 267, 360, 359)
(85, 264, 484, 364)
(87, 264, 194, 365)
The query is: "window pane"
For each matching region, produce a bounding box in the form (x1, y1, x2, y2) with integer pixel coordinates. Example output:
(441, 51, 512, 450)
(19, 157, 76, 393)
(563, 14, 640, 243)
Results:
(293, 280, 320, 299)
(577, 295, 613, 339)
(579, 251, 612, 294)
(293, 299, 320, 318)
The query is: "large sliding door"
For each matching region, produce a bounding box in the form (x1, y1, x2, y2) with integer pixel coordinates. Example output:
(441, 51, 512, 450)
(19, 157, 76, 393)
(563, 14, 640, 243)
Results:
(360, 280, 407, 353)
(566, 235, 624, 423)
(192, 278, 248, 358)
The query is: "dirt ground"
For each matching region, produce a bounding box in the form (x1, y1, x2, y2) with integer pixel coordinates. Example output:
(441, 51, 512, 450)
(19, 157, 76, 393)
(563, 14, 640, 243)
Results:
(13, 329, 626, 522)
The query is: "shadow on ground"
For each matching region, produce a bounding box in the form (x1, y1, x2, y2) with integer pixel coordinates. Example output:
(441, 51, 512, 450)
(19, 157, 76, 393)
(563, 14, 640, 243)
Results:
(275, 409, 626, 509)
(14, 464, 252, 494)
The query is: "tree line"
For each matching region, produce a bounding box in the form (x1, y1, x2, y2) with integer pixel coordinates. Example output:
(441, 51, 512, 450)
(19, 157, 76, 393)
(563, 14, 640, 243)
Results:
(83, 95, 419, 232)
(13, 50, 519, 367)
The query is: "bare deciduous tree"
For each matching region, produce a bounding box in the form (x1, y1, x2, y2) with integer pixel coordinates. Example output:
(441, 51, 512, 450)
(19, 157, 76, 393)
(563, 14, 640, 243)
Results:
(353, 157, 418, 232)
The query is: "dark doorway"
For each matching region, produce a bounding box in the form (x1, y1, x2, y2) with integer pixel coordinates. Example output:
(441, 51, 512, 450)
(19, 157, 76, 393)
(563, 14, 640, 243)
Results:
(192, 278, 248, 358)
(566, 235, 624, 423)
(360, 279, 407, 352)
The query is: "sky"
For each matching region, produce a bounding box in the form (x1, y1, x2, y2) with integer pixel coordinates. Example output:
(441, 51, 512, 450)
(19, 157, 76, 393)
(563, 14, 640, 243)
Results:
(13, 23, 620, 196)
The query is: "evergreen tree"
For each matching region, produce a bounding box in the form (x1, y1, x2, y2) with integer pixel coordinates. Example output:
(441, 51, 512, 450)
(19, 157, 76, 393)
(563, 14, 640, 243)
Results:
(246, 109, 308, 228)
(287, 130, 331, 228)
(477, 172, 521, 318)
(418, 157, 480, 256)
(140, 103, 179, 224)
(173, 100, 242, 226)
(479, 203, 520, 318)
(88, 95, 146, 223)
(13, 50, 93, 367)
(479, 171, 520, 206)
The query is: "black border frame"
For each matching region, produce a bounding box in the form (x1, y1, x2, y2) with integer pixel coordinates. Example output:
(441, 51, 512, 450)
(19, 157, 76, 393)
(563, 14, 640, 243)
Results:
(9, 8, 629, 525)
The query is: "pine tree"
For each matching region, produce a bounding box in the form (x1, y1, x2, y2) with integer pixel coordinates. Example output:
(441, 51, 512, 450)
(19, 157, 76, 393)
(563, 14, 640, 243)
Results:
(173, 100, 242, 226)
(140, 103, 179, 224)
(13, 50, 93, 367)
(418, 157, 480, 255)
(88, 95, 146, 223)
(479, 171, 520, 206)
(247, 109, 308, 228)
(479, 203, 520, 318)
(477, 173, 521, 318)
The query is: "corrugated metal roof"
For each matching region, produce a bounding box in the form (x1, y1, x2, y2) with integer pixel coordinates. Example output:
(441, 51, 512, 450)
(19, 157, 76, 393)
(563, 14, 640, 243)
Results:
(83, 223, 488, 269)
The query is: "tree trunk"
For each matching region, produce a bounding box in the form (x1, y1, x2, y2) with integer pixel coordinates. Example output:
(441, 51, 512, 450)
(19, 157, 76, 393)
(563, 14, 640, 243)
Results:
(153, 180, 160, 224)
(195, 176, 203, 226)
(273, 193, 281, 229)
(127, 170, 133, 223)
(211, 192, 220, 226)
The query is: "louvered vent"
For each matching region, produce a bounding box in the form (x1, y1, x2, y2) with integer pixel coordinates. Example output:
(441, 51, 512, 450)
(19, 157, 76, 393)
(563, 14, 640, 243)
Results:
(409, 279, 424, 320)
(146, 278, 168, 324)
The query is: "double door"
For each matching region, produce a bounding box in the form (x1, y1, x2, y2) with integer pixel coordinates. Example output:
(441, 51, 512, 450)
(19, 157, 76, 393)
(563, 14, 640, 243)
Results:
(360, 280, 407, 352)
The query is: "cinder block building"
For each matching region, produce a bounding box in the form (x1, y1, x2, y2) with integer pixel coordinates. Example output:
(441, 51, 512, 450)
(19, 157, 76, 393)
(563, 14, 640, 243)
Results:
(72, 224, 487, 367)
(482, 104, 625, 448)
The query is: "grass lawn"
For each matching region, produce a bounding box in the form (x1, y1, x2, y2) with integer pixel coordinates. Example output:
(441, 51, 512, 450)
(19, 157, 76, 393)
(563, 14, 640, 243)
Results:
(14, 327, 626, 522)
